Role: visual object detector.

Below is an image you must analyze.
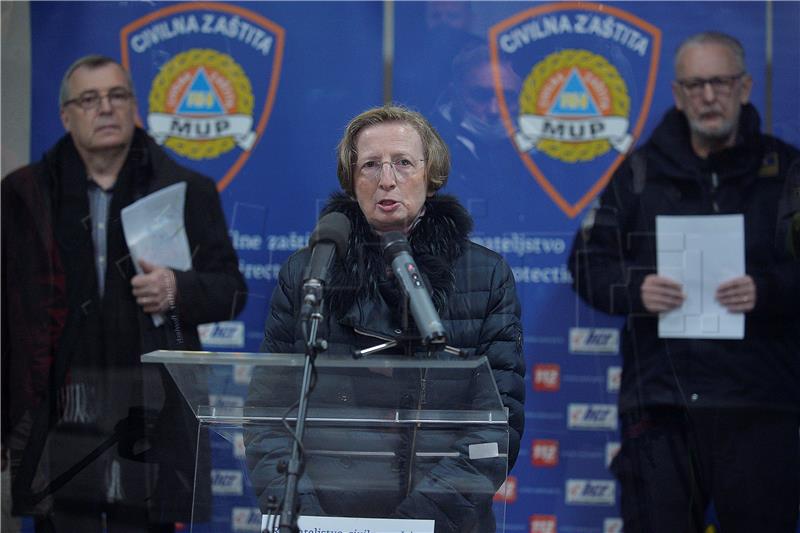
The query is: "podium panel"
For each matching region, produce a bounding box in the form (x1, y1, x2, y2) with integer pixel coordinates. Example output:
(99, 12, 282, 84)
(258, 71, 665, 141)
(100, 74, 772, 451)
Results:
(142, 350, 510, 533)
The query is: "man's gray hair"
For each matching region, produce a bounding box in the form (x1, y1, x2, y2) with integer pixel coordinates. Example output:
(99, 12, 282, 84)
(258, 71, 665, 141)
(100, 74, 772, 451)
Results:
(674, 31, 746, 74)
(59, 55, 134, 108)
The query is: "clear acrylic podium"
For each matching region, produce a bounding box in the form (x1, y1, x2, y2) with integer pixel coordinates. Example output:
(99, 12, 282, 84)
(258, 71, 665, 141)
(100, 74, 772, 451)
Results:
(141, 350, 510, 533)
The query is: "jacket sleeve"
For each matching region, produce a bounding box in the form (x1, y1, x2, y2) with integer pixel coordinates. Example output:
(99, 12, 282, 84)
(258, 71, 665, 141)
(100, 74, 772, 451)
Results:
(475, 256, 525, 468)
(260, 251, 307, 354)
(749, 159, 800, 319)
(568, 157, 650, 316)
(172, 177, 247, 325)
(392, 255, 525, 533)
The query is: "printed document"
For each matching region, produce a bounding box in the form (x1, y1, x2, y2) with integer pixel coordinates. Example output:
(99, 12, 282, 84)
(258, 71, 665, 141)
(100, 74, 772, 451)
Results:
(121, 182, 191, 326)
(656, 214, 745, 339)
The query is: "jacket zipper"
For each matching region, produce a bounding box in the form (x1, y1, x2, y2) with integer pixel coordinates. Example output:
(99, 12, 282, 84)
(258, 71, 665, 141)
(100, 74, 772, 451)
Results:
(353, 326, 428, 496)
(353, 326, 396, 342)
(711, 171, 720, 212)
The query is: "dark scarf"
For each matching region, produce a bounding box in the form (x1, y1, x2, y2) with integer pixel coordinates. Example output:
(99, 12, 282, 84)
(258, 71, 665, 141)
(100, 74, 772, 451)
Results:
(44, 131, 154, 370)
(320, 192, 473, 318)
(647, 103, 766, 181)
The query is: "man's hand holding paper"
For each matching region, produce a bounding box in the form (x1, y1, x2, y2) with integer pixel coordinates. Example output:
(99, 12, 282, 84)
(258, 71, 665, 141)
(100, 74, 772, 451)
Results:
(131, 259, 177, 314)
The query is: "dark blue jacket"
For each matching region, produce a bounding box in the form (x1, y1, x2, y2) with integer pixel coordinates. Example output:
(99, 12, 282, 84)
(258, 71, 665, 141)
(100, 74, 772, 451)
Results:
(246, 193, 524, 533)
(569, 104, 800, 414)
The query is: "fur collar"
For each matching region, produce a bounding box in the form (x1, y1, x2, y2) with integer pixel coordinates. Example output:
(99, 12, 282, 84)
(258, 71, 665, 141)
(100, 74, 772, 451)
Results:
(321, 192, 473, 317)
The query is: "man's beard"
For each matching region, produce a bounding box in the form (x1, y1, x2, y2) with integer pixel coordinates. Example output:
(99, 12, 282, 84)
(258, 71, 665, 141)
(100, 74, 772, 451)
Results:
(687, 108, 739, 144)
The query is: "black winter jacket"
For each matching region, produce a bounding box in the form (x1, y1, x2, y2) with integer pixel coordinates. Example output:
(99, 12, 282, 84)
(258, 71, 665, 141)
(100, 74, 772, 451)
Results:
(569, 104, 800, 414)
(1, 129, 247, 520)
(246, 193, 524, 533)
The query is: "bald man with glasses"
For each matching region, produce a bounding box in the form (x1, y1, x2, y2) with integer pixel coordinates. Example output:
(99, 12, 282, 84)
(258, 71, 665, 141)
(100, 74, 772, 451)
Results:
(569, 32, 800, 533)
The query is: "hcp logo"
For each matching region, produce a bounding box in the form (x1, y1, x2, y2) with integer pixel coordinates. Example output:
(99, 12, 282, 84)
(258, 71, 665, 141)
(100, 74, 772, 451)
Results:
(121, 3, 285, 191)
(565, 479, 616, 505)
(568, 403, 618, 430)
(569, 327, 620, 354)
(231, 506, 262, 532)
(489, 2, 661, 218)
(211, 469, 244, 495)
(198, 320, 246, 348)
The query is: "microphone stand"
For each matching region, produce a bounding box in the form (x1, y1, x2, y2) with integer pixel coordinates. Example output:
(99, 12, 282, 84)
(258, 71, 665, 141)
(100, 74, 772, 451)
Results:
(279, 279, 327, 532)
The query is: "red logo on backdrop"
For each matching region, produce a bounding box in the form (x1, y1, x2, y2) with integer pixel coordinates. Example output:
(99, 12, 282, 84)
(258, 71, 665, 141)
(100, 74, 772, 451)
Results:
(120, 2, 285, 191)
(533, 363, 561, 391)
(530, 514, 558, 533)
(489, 2, 661, 218)
(493, 475, 518, 503)
(532, 439, 559, 467)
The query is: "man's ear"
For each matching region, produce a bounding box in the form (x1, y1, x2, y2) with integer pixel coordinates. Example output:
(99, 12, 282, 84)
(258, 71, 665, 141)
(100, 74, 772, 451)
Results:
(671, 81, 685, 112)
(739, 74, 753, 105)
(60, 107, 70, 132)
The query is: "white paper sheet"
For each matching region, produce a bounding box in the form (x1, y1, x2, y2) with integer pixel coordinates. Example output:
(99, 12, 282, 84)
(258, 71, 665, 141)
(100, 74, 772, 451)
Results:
(656, 214, 745, 339)
(121, 182, 191, 326)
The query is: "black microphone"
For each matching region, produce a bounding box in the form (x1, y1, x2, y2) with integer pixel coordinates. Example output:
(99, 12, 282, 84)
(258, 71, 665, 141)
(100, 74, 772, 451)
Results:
(381, 232, 447, 345)
(301, 212, 351, 318)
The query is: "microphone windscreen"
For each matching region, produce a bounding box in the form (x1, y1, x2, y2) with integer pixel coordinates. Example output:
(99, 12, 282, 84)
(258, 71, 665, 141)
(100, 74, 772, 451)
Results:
(381, 231, 412, 263)
(309, 212, 352, 257)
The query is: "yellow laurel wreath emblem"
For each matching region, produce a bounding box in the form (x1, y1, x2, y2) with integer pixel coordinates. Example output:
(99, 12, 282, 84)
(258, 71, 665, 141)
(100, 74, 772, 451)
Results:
(149, 49, 254, 160)
(519, 49, 629, 162)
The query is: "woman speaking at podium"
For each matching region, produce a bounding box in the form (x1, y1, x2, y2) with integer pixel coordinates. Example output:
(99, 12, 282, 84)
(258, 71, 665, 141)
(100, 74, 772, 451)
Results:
(246, 105, 525, 533)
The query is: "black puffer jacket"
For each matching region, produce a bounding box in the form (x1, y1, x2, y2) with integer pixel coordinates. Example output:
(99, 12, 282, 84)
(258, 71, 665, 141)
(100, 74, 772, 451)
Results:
(246, 193, 524, 533)
(569, 104, 800, 414)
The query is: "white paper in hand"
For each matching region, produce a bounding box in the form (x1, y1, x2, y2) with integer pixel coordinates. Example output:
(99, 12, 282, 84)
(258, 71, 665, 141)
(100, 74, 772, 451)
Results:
(656, 214, 745, 339)
(121, 182, 192, 326)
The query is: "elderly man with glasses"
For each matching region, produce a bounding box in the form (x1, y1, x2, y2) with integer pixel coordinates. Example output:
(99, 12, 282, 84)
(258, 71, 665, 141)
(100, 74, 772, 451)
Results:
(568, 32, 800, 533)
(1, 55, 247, 532)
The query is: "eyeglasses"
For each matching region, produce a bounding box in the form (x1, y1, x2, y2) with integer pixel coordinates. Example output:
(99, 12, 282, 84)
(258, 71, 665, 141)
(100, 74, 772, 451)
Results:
(675, 73, 745, 97)
(63, 88, 134, 110)
(357, 158, 425, 183)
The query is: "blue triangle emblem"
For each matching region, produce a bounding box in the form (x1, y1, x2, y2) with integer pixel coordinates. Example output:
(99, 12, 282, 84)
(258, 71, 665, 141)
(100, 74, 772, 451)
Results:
(177, 68, 225, 115)
(548, 69, 600, 117)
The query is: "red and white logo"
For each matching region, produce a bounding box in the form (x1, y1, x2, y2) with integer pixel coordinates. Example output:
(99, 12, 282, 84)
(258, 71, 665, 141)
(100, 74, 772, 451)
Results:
(530, 514, 557, 533)
(532, 439, 559, 467)
(494, 476, 518, 503)
(604, 517, 624, 533)
(533, 363, 561, 392)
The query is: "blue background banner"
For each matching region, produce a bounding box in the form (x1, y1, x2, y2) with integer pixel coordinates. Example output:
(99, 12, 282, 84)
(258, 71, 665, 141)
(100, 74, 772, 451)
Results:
(25, 2, 800, 532)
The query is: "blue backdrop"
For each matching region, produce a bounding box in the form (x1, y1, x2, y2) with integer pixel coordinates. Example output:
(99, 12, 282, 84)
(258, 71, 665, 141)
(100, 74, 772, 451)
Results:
(26, 2, 800, 532)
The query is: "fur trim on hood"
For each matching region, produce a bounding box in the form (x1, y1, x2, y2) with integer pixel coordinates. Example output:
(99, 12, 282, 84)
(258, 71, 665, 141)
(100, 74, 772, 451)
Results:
(320, 192, 473, 317)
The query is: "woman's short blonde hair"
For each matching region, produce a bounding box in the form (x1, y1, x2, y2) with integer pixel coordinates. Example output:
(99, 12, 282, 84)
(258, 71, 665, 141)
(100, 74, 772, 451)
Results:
(336, 104, 450, 195)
